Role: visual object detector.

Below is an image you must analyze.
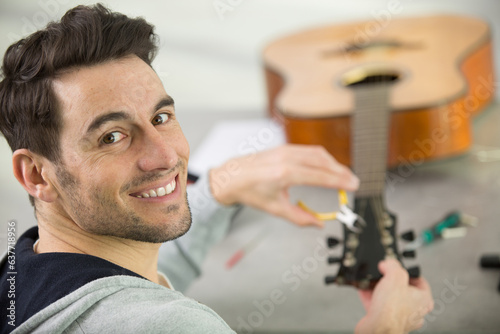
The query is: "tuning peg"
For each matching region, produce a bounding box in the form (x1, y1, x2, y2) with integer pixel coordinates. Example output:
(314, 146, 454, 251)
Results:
(324, 275, 336, 285)
(480, 254, 500, 268)
(327, 236, 341, 248)
(400, 230, 415, 242)
(402, 250, 416, 258)
(407, 266, 420, 278)
(328, 256, 342, 264)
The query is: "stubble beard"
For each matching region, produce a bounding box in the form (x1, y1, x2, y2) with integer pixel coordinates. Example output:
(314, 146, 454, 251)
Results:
(55, 164, 192, 243)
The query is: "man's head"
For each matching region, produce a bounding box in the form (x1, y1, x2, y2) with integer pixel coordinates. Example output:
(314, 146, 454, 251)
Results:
(0, 4, 158, 165)
(0, 4, 192, 243)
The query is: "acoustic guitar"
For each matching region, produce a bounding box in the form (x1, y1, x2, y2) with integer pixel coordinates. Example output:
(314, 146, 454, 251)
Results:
(262, 15, 495, 288)
(263, 14, 495, 167)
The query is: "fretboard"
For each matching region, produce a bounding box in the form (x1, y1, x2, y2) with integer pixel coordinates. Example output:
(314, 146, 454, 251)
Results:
(351, 84, 391, 197)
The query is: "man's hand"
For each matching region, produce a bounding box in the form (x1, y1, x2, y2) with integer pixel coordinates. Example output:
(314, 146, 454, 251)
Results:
(355, 259, 434, 334)
(209, 144, 359, 227)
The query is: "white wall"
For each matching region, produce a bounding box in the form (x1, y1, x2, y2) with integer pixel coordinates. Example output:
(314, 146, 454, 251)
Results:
(1, 0, 499, 114)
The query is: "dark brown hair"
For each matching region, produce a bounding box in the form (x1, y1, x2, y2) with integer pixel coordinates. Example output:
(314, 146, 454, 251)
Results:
(0, 3, 158, 205)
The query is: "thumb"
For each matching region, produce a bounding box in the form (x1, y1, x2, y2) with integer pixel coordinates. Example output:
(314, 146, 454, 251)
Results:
(378, 258, 403, 276)
(358, 289, 373, 311)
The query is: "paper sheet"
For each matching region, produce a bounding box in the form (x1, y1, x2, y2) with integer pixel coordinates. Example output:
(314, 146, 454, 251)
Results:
(188, 118, 286, 176)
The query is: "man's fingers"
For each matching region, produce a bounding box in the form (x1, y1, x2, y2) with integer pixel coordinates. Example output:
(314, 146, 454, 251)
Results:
(410, 276, 431, 291)
(269, 145, 359, 191)
(407, 316, 425, 332)
(271, 201, 325, 228)
(358, 289, 373, 311)
(274, 145, 341, 170)
(410, 277, 434, 312)
(378, 258, 403, 275)
(274, 164, 359, 192)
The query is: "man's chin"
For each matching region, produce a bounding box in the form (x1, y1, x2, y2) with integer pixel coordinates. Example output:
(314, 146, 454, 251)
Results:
(163, 219, 191, 243)
(96, 211, 192, 244)
(132, 198, 193, 243)
(147, 208, 193, 243)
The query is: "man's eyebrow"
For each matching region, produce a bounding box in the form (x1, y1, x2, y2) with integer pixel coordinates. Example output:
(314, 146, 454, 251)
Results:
(154, 96, 175, 112)
(85, 112, 130, 136)
(84, 96, 174, 136)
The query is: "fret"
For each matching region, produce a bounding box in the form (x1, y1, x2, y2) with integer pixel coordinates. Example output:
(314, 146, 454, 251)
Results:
(352, 84, 391, 197)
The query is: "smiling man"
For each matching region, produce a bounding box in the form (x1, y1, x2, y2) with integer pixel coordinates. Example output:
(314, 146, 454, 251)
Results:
(0, 4, 432, 334)
(33, 56, 192, 282)
(0, 5, 233, 332)
(46, 57, 191, 246)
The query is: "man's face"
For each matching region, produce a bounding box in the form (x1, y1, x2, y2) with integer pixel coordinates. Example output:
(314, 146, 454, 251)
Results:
(49, 56, 191, 243)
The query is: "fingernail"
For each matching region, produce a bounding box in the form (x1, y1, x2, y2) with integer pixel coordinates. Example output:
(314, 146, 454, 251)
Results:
(347, 175, 359, 190)
(351, 176, 360, 189)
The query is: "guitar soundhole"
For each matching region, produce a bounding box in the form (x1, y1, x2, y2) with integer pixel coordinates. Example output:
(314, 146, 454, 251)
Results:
(341, 70, 401, 88)
(346, 73, 399, 87)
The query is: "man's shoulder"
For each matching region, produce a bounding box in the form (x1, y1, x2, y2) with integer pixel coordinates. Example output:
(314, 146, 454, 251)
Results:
(15, 275, 234, 334)
(89, 276, 234, 332)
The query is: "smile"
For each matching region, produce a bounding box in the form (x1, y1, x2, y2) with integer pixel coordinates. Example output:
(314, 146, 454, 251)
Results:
(133, 179, 176, 198)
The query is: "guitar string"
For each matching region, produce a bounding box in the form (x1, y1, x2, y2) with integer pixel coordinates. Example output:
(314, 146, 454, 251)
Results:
(352, 83, 391, 244)
(353, 84, 390, 198)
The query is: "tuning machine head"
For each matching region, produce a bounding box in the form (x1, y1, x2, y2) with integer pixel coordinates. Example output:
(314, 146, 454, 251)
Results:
(402, 250, 417, 258)
(327, 256, 342, 264)
(400, 230, 416, 242)
(407, 266, 421, 278)
(327, 236, 341, 248)
(324, 275, 336, 285)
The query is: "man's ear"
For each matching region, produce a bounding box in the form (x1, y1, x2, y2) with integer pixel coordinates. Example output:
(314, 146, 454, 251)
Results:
(12, 149, 58, 203)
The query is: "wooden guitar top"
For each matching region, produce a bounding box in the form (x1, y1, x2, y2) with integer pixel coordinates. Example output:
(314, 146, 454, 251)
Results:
(263, 15, 492, 117)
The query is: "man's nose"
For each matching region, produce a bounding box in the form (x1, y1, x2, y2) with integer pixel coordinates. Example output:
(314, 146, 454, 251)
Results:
(136, 129, 178, 172)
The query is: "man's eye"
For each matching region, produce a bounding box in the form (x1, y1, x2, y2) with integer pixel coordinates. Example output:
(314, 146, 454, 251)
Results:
(101, 131, 126, 145)
(152, 113, 169, 125)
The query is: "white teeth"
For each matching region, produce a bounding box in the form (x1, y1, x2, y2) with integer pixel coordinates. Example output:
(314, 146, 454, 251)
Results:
(136, 179, 176, 198)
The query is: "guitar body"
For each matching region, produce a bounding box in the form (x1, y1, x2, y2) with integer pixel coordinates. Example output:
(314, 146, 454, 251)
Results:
(263, 15, 495, 167)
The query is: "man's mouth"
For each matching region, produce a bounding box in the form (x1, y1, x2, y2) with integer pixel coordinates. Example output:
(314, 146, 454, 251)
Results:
(132, 178, 176, 198)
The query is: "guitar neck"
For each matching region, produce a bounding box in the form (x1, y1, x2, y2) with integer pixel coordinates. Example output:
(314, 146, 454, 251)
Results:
(351, 83, 391, 198)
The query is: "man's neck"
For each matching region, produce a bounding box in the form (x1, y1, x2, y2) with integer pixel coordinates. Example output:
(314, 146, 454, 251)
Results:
(35, 215, 162, 285)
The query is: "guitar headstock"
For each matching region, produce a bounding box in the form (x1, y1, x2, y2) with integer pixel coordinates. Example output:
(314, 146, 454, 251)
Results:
(325, 196, 419, 289)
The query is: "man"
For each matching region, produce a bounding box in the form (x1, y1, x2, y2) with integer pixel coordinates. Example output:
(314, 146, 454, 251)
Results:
(0, 4, 432, 333)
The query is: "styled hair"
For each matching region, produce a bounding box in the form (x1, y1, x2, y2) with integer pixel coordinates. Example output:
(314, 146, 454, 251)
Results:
(0, 3, 158, 205)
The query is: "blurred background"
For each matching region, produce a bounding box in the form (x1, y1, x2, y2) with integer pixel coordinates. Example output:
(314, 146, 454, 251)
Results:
(1, 1, 500, 333)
